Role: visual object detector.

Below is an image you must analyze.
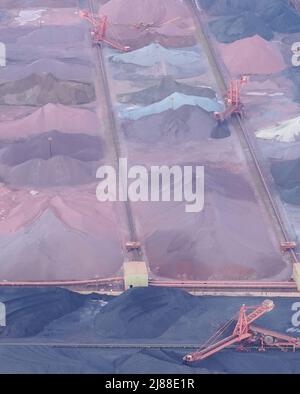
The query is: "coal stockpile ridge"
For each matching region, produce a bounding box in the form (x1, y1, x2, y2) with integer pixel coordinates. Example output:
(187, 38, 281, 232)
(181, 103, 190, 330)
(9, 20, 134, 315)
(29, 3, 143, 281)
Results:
(0, 73, 96, 106)
(282, 186, 300, 205)
(209, 12, 274, 43)
(0, 287, 85, 338)
(211, 121, 231, 139)
(119, 92, 222, 120)
(121, 105, 216, 144)
(118, 76, 216, 105)
(201, 0, 300, 43)
(271, 157, 300, 189)
(285, 67, 300, 103)
(199, 0, 294, 17)
(0, 156, 100, 187)
(271, 157, 300, 205)
(94, 287, 197, 339)
(0, 131, 104, 166)
(1, 289, 300, 372)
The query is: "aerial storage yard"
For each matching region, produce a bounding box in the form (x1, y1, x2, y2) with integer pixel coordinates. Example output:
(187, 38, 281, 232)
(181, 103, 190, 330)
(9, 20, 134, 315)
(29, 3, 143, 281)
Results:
(0, 0, 300, 375)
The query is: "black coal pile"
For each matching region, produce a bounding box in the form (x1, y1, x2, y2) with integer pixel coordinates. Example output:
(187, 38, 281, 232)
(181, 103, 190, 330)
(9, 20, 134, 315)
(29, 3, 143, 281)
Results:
(121, 105, 216, 144)
(118, 76, 216, 105)
(282, 187, 300, 205)
(271, 157, 300, 189)
(199, 0, 253, 15)
(1, 288, 300, 373)
(94, 287, 198, 339)
(271, 157, 300, 205)
(209, 12, 274, 43)
(200, 0, 300, 42)
(0, 288, 85, 338)
(211, 120, 231, 139)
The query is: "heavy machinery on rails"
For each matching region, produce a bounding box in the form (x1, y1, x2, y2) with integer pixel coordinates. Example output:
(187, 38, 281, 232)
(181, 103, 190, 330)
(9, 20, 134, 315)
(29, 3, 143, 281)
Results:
(80, 10, 130, 51)
(184, 300, 300, 363)
(214, 75, 249, 122)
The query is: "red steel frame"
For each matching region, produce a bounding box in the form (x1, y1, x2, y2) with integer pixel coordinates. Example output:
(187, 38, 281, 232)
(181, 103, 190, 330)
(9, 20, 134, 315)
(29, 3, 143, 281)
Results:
(80, 10, 130, 52)
(214, 75, 249, 122)
(183, 300, 300, 363)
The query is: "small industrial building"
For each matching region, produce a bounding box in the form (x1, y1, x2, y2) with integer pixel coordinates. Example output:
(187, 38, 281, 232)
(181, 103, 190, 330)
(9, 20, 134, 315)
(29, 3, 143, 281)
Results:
(293, 263, 300, 291)
(123, 261, 148, 290)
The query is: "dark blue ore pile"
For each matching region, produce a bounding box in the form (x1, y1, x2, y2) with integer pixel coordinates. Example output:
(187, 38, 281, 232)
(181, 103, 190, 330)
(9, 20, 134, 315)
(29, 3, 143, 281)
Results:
(0, 287, 300, 373)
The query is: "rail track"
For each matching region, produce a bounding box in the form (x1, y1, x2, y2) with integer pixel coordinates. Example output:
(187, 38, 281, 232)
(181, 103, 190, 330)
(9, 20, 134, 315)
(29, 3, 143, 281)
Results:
(0, 277, 296, 297)
(0, 342, 200, 349)
(88, 0, 142, 262)
(0, 277, 123, 288)
(149, 280, 297, 290)
(0, 342, 276, 350)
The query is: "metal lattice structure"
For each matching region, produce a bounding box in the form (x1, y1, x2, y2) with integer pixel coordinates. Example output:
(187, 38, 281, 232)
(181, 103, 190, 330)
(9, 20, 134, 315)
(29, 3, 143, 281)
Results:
(80, 10, 130, 52)
(184, 300, 300, 363)
(214, 75, 249, 122)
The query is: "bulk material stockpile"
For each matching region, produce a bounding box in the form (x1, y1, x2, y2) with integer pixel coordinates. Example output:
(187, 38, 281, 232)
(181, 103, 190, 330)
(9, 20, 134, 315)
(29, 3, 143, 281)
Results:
(271, 158, 300, 205)
(0, 287, 300, 373)
(199, 1, 300, 255)
(108, 44, 207, 80)
(102, 0, 289, 281)
(218, 35, 286, 76)
(101, 0, 195, 48)
(256, 116, 300, 143)
(117, 76, 217, 105)
(200, 0, 300, 43)
(0, 1, 125, 281)
(0, 104, 102, 140)
(0, 73, 95, 106)
(118, 92, 223, 120)
(120, 104, 231, 144)
(0, 0, 291, 282)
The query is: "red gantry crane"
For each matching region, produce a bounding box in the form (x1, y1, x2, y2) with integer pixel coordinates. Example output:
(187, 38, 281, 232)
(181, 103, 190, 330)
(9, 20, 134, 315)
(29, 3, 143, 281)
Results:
(214, 75, 249, 122)
(80, 10, 130, 52)
(184, 299, 300, 363)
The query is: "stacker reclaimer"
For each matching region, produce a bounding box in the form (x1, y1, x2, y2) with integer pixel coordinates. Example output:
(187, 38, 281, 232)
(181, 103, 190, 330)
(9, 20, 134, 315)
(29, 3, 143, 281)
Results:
(80, 10, 130, 52)
(214, 75, 249, 122)
(184, 300, 300, 363)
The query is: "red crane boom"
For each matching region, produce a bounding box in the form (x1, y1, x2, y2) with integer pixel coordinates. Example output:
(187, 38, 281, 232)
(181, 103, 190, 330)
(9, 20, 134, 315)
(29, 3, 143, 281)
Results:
(289, 0, 300, 13)
(80, 10, 130, 52)
(214, 75, 249, 122)
(184, 300, 300, 363)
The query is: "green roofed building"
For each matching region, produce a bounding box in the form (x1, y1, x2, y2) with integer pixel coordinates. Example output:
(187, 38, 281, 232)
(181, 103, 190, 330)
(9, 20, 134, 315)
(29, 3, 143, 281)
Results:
(123, 261, 148, 290)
